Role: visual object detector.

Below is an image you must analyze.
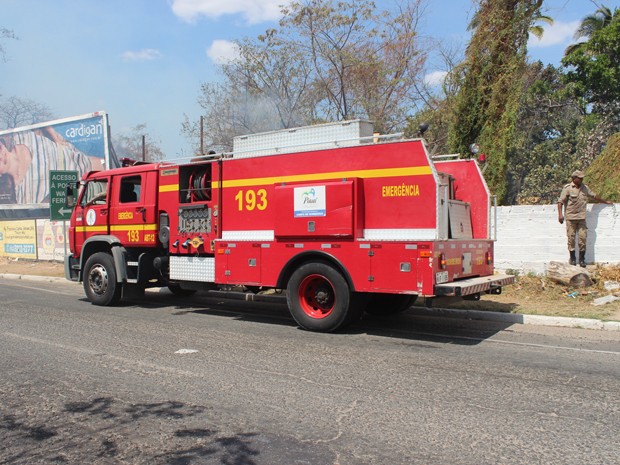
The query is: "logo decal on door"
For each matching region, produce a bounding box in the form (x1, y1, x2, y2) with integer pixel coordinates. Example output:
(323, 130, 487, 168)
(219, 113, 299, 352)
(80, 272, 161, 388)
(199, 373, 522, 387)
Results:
(86, 209, 97, 226)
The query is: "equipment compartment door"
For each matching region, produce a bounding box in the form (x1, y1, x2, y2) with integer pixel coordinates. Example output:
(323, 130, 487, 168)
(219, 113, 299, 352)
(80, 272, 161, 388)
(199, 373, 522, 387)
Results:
(217, 242, 262, 286)
(274, 180, 355, 238)
(369, 244, 419, 292)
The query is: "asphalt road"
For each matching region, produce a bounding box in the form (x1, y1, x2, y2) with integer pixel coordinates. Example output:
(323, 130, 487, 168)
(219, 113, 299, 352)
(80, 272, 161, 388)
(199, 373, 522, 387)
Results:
(1, 278, 619, 465)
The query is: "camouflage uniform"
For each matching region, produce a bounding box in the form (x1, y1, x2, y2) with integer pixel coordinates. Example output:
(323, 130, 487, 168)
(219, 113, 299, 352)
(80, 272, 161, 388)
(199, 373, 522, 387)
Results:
(557, 180, 597, 256)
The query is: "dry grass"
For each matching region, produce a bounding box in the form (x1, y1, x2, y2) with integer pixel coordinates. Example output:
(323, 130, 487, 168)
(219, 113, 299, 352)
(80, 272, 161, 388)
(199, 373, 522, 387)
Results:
(441, 265, 620, 321)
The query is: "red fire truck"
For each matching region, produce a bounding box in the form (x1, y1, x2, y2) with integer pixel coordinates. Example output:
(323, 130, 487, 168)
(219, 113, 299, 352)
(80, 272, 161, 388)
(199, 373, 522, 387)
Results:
(65, 121, 513, 332)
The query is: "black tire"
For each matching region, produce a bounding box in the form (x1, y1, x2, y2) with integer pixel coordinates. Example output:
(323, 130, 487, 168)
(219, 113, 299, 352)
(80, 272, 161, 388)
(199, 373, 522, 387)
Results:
(83, 252, 122, 306)
(364, 293, 417, 316)
(167, 284, 197, 296)
(286, 262, 360, 332)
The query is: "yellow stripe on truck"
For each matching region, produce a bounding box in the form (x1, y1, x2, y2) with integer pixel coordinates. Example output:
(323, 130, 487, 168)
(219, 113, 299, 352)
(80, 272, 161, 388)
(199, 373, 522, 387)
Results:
(110, 224, 157, 232)
(75, 226, 109, 233)
(212, 166, 433, 189)
(159, 184, 179, 193)
(76, 224, 157, 233)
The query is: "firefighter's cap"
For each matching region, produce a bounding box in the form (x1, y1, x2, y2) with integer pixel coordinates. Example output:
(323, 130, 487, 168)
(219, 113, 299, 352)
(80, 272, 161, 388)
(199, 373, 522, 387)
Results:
(571, 170, 585, 179)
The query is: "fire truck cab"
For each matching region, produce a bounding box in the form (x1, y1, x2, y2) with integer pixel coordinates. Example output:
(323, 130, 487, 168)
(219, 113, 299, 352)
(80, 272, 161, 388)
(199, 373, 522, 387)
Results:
(65, 121, 513, 332)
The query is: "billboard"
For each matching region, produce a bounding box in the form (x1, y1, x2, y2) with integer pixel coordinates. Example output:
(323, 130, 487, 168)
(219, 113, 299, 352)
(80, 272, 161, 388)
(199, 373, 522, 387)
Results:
(0, 219, 70, 260)
(0, 219, 37, 259)
(0, 111, 120, 207)
(37, 219, 69, 261)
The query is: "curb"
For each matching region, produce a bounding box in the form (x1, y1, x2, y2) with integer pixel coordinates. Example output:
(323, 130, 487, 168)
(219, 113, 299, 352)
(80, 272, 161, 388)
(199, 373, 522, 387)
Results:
(2, 273, 618, 332)
(407, 306, 620, 332)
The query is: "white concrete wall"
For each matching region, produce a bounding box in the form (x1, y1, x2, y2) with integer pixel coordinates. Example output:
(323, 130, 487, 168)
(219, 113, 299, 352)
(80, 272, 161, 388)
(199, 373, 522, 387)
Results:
(494, 204, 620, 274)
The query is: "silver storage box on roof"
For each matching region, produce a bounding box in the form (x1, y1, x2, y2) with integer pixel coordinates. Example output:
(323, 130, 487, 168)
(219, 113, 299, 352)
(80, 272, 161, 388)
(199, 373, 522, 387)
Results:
(232, 120, 374, 159)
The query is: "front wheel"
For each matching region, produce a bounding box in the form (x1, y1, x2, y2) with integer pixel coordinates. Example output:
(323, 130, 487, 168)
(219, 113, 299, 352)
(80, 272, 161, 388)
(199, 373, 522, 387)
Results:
(286, 262, 361, 332)
(83, 252, 122, 306)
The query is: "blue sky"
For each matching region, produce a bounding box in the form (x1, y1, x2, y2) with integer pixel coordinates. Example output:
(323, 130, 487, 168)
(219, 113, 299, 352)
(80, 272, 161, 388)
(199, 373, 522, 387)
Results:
(1, 0, 617, 159)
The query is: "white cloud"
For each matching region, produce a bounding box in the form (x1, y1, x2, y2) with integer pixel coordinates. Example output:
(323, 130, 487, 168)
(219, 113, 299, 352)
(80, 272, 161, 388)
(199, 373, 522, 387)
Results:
(171, 0, 282, 24)
(207, 40, 240, 64)
(529, 20, 581, 48)
(424, 71, 448, 87)
(121, 49, 162, 62)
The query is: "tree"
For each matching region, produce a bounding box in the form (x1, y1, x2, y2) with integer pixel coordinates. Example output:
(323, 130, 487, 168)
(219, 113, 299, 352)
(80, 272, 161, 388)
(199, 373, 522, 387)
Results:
(583, 132, 620, 202)
(562, 6, 619, 166)
(405, 41, 465, 156)
(448, 0, 545, 204)
(187, 0, 427, 149)
(209, 29, 318, 144)
(0, 96, 54, 129)
(280, 0, 425, 133)
(564, 5, 614, 56)
(182, 77, 305, 153)
(0, 27, 16, 62)
(112, 124, 165, 163)
(507, 63, 584, 204)
(562, 7, 619, 111)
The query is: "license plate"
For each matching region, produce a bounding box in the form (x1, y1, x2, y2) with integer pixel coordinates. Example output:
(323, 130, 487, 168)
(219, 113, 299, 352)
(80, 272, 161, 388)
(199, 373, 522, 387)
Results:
(436, 271, 449, 284)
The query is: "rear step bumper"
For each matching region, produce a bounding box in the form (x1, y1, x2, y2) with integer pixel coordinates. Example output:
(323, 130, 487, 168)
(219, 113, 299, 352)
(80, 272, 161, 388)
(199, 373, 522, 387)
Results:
(434, 274, 515, 297)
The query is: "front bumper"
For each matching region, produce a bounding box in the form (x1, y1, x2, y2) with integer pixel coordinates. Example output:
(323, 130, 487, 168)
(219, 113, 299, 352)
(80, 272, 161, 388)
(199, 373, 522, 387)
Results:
(434, 274, 515, 297)
(65, 255, 80, 281)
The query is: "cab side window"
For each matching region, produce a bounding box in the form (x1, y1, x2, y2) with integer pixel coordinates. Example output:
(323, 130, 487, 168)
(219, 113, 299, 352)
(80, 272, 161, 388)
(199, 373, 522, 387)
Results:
(81, 180, 108, 206)
(120, 176, 141, 203)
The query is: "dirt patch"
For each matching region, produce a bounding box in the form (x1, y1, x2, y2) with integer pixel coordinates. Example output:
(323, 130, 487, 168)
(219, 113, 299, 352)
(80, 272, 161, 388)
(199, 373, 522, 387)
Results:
(0, 257, 65, 277)
(1, 257, 619, 321)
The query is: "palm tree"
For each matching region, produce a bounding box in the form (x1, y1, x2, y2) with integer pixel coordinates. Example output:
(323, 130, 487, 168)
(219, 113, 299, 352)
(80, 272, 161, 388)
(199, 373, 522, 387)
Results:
(529, 12, 554, 40)
(467, 3, 552, 37)
(564, 6, 614, 56)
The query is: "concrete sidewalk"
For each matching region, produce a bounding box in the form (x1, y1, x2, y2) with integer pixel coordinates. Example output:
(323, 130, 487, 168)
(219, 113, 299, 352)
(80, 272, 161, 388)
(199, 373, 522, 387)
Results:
(3, 271, 619, 332)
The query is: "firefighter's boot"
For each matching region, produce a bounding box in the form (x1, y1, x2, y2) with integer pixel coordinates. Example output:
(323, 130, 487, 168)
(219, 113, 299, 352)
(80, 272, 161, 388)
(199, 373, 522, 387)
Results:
(569, 250, 576, 266)
(579, 250, 586, 268)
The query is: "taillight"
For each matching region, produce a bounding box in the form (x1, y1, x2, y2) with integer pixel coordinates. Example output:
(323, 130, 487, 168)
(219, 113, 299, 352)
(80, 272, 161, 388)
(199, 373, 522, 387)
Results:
(440, 253, 447, 269)
(486, 251, 493, 265)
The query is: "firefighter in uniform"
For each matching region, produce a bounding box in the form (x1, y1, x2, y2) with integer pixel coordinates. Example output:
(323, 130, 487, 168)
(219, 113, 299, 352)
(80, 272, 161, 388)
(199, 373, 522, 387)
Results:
(557, 170, 611, 267)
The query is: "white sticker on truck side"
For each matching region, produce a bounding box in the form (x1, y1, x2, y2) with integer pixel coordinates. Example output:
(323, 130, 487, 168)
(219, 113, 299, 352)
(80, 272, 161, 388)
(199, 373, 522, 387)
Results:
(294, 185, 326, 217)
(86, 209, 97, 226)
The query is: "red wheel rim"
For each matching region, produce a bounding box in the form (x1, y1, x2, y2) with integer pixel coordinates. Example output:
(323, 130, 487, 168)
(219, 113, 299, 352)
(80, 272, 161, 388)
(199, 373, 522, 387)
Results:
(298, 274, 335, 319)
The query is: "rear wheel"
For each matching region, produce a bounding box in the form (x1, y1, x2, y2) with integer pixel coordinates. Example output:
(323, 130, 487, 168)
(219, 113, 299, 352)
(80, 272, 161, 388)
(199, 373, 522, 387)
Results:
(83, 252, 122, 306)
(364, 294, 417, 316)
(286, 262, 361, 332)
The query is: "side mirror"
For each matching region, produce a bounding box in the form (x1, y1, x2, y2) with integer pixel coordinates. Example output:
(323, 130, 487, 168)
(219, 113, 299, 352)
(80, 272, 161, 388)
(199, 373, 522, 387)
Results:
(66, 182, 76, 207)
